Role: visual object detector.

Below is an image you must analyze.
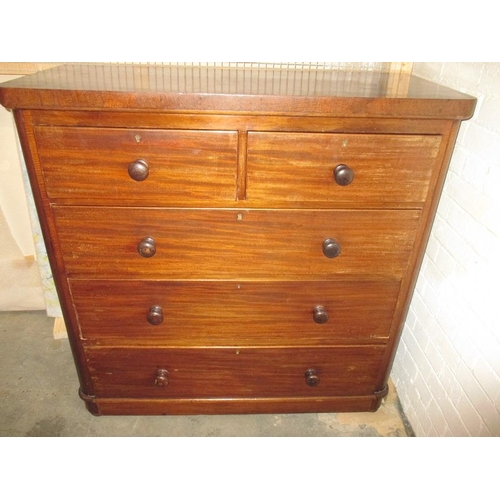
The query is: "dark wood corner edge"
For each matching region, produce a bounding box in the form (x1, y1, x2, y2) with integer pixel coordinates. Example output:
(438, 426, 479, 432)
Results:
(371, 384, 390, 412)
(78, 388, 101, 416)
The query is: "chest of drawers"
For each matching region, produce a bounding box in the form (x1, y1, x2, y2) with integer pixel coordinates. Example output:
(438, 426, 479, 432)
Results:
(0, 65, 475, 415)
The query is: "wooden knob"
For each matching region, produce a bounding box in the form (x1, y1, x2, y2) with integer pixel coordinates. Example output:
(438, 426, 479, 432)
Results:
(155, 368, 169, 387)
(334, 164, 354, 186)
(313, 306, 329, 324)
(322, 238, 341, 258)
(147, 305, 163, 325)
(137, 237, 156, 258)
(128, 159, 149, 181)
(305, 369, 320, 387)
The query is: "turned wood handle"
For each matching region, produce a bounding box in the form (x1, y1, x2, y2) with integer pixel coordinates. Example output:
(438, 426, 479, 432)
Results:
(313, 306, 329, 324)
(147, 305, 163, 325)
(137, 237, 156, 258)
(322, 238, 341, 258)
(334, 164, 354, 186)
(128, 159, 149, 181)
(155, 368, 169, 387)
(305, 369, 320, 387)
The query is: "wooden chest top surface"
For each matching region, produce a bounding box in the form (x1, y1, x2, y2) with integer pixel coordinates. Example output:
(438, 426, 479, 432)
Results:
(0, 64, 476, 118)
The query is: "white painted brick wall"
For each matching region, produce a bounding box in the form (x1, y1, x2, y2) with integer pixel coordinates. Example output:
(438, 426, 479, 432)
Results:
(391, 63, 500, 436)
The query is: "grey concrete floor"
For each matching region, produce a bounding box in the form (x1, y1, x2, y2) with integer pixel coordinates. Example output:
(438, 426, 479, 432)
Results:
(0, 310, 411, 437)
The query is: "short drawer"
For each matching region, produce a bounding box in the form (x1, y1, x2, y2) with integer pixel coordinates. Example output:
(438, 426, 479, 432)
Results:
(86, 346, 386, 398)
(34, 126, 238, 204)
(53, 207, 421, 279)
(70, 279, 401, 346)
(246, 132, 442, 207)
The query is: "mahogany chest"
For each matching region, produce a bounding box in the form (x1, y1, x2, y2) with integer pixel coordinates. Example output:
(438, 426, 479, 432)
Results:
(0, 65, 475, 415)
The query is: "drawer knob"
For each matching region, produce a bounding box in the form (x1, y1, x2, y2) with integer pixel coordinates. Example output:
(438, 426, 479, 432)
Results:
(155, 368, 169, 387)
(137, 237, 156, 258)
(313, 306, 329, 324)
(147, 305, 164, 325)
(305, 369, 320, 387)
(334, 164, 354, 186)
(128, 159, 149, 181)
(322, 238, 341, 258)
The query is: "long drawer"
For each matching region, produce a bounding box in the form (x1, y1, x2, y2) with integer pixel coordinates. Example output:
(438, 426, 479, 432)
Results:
(247, 132, 442, 207)
(53, 207, 421, 279)
(86, 346, 386, 398)
(34, 126, 238, 204)
(70, 279, 401, 345)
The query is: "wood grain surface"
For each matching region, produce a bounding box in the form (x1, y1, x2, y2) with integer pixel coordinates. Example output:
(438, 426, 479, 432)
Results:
(0, 64, 476, 119)
(69, 279, 401, 346)
(86, 345, 386, 398)
(52, 207, 421, 279)
(247, 132, 442, 207)
(35, 126, 238, 202)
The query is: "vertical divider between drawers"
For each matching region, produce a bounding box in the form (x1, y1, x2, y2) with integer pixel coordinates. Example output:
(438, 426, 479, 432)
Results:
(236, 129, 248, 201)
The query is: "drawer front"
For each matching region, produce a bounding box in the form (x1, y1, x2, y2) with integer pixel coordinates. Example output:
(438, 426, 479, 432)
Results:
(247, 132, 442, 207)
(70, 279, 401, 345)
(53, 207, 420, 279)
(86, 346, 386, 398)
(34, 126, 238, 203)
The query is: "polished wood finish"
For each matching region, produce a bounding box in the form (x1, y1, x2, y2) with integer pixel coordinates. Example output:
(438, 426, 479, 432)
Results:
(52, 207, 421, 279)
(86, 346, 386, 398)
(246, 132, 442, 207)
(247, 132, 442, 208)
(86, 393, 387, 416)
(0, 64, 475, 118)
(34, 126, 238, 203)
(0, 64, 475, 416)
(69, 279, 401, 346)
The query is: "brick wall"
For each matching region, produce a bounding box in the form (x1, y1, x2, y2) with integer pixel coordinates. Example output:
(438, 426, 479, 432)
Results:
(391, 63, 500, 436)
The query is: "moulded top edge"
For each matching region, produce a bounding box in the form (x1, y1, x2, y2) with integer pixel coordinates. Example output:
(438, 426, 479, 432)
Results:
(0, 64, 477, 119)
